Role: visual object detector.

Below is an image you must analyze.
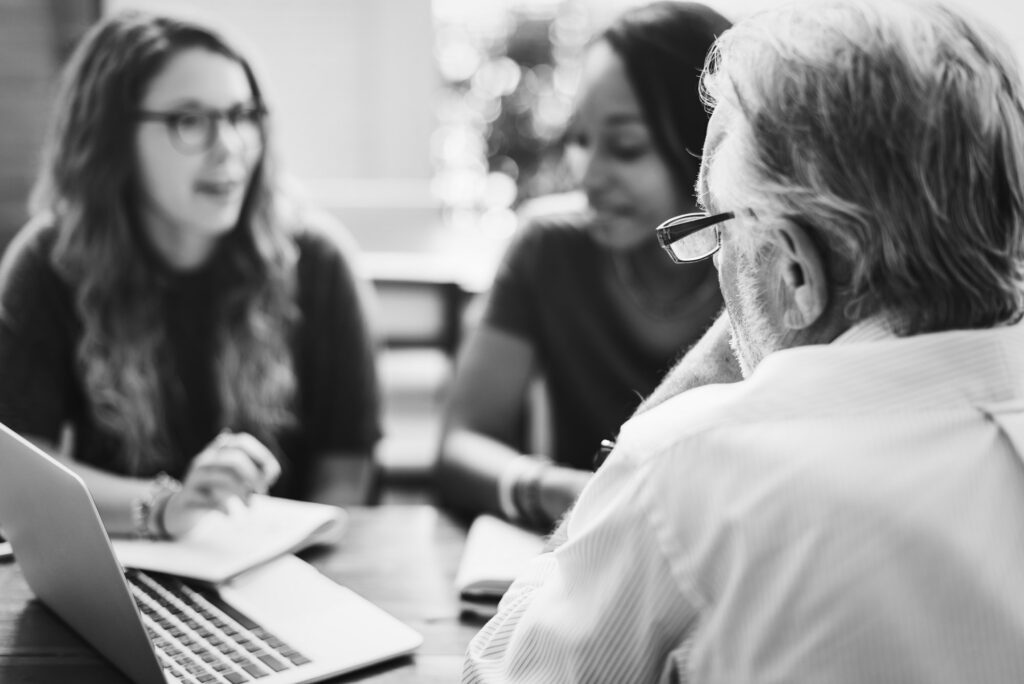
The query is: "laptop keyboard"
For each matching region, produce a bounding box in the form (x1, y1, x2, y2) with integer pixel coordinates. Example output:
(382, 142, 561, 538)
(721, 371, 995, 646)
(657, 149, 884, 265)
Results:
(127, 569, 311, 683)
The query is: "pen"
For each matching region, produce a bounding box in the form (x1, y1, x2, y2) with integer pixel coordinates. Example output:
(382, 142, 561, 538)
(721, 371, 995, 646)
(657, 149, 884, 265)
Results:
(593, 439, 616, 470)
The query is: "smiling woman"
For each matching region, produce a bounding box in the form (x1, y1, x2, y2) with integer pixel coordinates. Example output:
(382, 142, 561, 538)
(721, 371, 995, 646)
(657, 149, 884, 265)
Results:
(0, 11, 382, 541)
(436, 2, 733, 531)
(134, 48, 266, 270)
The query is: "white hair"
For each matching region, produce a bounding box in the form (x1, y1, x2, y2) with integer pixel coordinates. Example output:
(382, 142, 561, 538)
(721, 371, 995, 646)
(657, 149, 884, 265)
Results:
(702, 0, 1024, 334)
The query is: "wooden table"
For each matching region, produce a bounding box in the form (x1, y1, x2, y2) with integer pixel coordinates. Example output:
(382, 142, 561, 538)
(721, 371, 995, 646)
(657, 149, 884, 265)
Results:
(0, 506, 487, 683)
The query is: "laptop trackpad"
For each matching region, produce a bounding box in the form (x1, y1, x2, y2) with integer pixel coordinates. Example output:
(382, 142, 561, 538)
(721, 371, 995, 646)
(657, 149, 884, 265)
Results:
(219, 555, 423, 663)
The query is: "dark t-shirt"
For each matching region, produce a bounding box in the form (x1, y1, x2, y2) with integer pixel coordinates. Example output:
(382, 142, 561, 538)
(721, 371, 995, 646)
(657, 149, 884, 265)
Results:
(483, 212, 719, 470)
(0, 216, 381, 498)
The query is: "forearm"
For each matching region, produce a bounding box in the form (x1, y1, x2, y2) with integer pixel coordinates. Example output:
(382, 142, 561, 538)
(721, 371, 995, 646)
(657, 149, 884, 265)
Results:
(306, 450, 379, 506)
(436, 428, 526, 519)
(76, 465, 154, 536)
(636, 309, 742, 415)
(437, 428, 589, 529)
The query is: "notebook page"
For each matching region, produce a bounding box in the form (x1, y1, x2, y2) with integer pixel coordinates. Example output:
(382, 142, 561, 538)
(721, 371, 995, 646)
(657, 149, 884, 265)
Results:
(454, 514, 545, 598)
(111, 495, 346, 583)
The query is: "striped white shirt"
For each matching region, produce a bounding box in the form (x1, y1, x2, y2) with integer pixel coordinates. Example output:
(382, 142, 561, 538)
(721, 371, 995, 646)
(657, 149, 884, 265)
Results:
(464, 321, 1024, 683)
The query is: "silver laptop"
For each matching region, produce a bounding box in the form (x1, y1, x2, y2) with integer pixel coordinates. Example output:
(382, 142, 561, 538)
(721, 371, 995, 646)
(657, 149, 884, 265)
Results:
(0, 422, 423, 684)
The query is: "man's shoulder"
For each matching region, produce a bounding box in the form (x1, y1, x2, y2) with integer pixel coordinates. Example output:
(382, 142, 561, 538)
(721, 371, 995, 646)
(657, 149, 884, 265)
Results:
(614, 326, 1024, 503)
(617, 381, 758, 460)
(612, 371, 835, 495)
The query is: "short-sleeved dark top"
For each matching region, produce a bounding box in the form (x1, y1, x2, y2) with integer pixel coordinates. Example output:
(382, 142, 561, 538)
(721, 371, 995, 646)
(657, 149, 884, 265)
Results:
(483, 212, 719, 471)
(0, 217, 381, 498)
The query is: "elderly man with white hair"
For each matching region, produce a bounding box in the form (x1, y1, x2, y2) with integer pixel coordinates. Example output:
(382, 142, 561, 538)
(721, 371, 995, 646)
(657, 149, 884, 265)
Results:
(463, 0, 1024, 682)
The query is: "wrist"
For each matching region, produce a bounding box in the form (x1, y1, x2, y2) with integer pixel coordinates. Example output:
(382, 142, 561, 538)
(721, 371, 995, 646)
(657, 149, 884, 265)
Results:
(130, 473, 182, 540)
(497, 455, 537, 522)
(511, 460, 551, 530)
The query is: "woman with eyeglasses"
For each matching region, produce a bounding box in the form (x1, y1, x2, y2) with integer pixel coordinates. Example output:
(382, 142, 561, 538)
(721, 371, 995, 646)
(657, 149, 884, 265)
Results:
(0, 11, 381, 539)
(437, 2, 732, 531)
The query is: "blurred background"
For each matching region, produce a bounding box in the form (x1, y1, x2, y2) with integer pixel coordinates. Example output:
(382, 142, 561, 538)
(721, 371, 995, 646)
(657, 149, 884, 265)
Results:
(1, 0, 1020, 500)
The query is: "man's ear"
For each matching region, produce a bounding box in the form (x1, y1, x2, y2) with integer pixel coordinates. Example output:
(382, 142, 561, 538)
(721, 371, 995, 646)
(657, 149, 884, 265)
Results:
(772, 220, 827, 330)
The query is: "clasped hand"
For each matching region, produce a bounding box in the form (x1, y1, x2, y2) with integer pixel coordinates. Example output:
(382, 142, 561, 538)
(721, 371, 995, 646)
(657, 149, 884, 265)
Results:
(536, 464, 592, 528)
(162, 431, 280, 538)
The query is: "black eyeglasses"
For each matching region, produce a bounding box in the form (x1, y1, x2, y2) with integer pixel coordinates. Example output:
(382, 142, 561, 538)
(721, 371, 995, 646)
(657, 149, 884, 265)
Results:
(656, 210, 754, 263)
(136, 105, 266, 154)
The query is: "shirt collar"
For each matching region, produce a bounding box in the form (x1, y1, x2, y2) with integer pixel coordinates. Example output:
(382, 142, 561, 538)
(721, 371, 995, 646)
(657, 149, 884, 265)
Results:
(833, 317, 896, 345)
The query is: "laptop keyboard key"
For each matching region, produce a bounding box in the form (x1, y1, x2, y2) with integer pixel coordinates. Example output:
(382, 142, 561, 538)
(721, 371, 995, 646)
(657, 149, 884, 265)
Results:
(257, 653, 288, 672)
(126, 570, 309, 683)
(241, 661, 271, 678)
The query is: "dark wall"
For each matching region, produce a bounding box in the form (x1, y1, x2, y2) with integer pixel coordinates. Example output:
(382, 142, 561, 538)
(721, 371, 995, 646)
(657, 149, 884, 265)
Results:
(0, 0, 99, 254)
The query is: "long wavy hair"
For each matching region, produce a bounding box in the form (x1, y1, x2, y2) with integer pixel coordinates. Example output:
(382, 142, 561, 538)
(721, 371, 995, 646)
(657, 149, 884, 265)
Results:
(29, 11, 299, 473)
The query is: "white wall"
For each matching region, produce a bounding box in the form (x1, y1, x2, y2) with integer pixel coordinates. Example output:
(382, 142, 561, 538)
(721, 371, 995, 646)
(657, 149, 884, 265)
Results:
(106, 0, 436, 182)
(105, 0, 441, 252)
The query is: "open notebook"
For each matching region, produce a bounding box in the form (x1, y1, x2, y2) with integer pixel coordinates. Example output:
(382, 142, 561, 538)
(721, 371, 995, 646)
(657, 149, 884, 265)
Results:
(112, 495, 346, 584)
(454, 514, 546, 618)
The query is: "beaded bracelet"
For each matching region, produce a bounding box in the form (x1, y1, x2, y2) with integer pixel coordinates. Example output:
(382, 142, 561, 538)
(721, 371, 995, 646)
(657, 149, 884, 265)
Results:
(131, 472, 182, 540)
